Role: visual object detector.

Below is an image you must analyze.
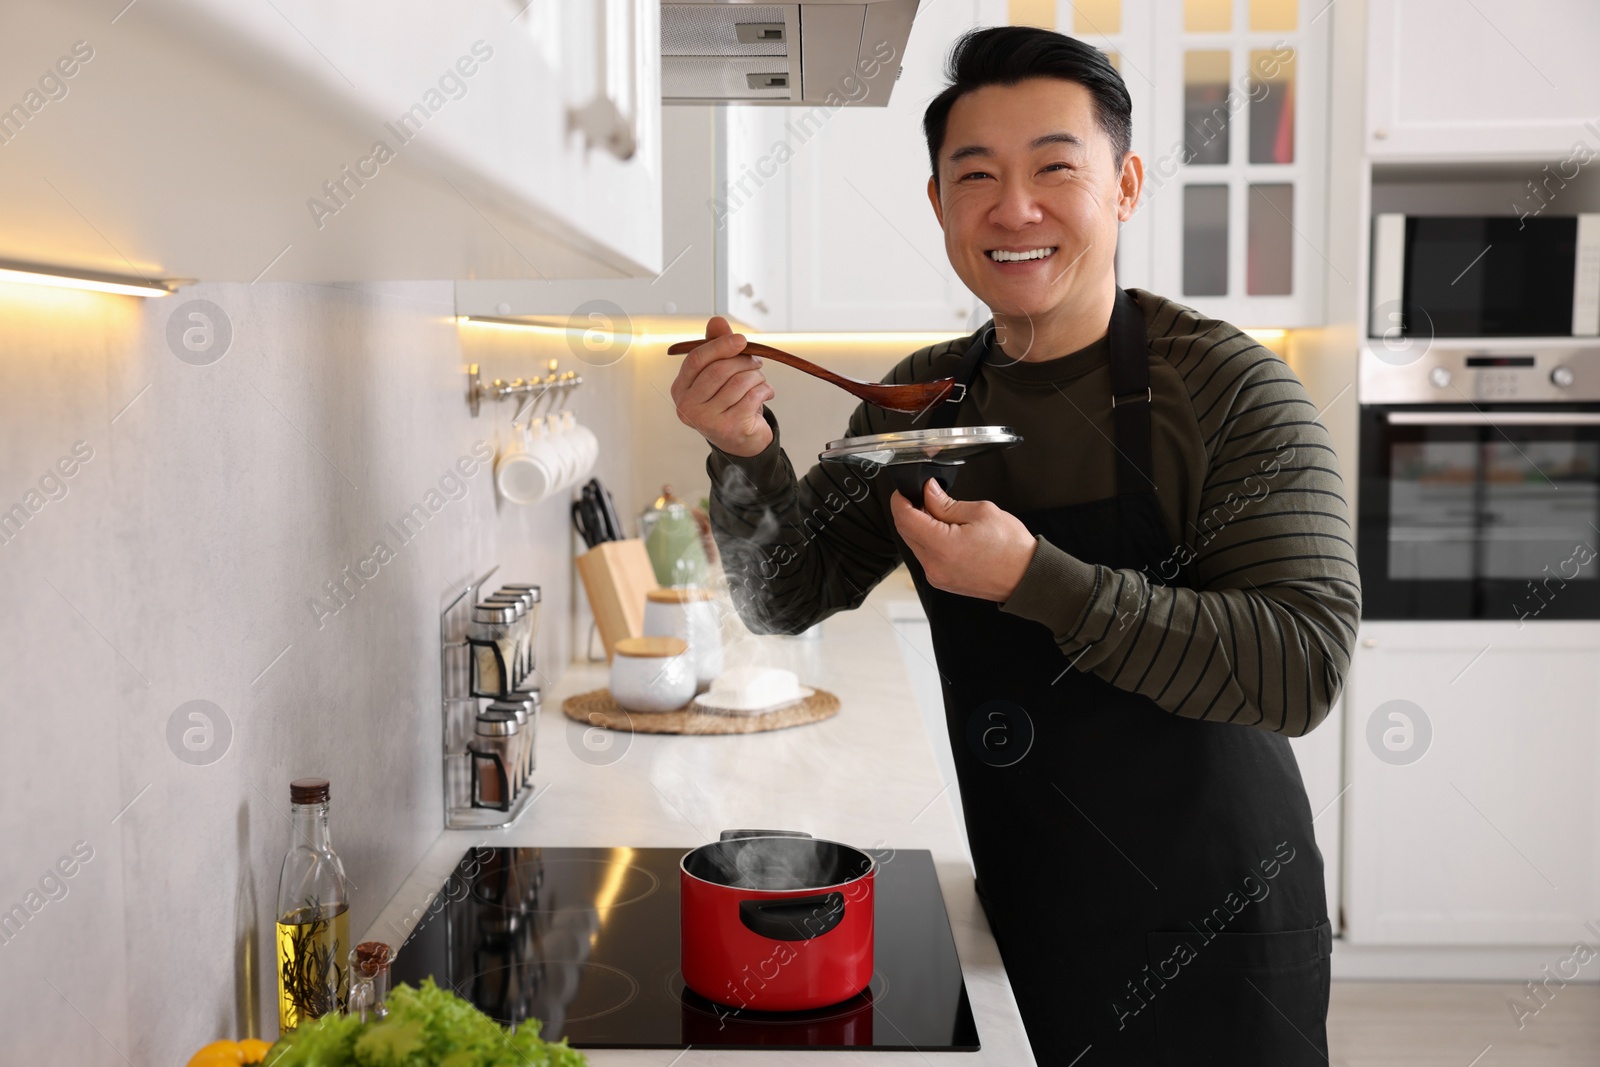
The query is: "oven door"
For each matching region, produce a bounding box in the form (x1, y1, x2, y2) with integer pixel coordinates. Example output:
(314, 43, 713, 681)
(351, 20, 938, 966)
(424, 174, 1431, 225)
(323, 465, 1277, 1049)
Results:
(1358, 405, 1600, 620)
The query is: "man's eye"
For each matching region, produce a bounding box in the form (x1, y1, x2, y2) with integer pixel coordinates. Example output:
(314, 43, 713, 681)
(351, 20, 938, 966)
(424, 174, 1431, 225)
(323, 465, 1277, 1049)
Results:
(959, 170, 992, 181)
(1043, 162, 1073, 173)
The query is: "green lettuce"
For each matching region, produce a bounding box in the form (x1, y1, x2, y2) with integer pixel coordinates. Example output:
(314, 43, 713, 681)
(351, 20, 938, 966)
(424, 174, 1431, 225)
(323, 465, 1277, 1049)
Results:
(265, 980, 587, 1067)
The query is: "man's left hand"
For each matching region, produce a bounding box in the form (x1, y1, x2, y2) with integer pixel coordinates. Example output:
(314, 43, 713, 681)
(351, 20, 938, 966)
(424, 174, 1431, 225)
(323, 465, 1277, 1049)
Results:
(891, 480, 1038, 602)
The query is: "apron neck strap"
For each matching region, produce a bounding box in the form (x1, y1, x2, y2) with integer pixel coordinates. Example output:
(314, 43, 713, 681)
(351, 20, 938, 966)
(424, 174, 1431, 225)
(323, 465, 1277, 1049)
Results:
(927, 289, 1153, 495)
(1107, 287, 1154, 496)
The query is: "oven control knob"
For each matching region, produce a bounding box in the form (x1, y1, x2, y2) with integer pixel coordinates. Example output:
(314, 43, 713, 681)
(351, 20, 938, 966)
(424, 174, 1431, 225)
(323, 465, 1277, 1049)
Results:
(1428, 366, 1452, 389)
(1551, 365, 1576, 388)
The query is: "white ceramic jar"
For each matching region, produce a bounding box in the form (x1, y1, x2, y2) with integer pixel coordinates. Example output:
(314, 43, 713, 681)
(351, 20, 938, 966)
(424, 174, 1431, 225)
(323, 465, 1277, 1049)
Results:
(609, 636, 696, 712)
(642, 588, 723, 691)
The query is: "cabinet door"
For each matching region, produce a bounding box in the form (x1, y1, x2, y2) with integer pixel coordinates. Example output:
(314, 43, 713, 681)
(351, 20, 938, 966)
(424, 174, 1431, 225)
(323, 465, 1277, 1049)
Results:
(0, 0, 661, 282)
(1367, 0, 1600, 160)
(1144, 0, 1327, 327)
(1343, 621, 1600, 944)
(719, 0, 985, 332)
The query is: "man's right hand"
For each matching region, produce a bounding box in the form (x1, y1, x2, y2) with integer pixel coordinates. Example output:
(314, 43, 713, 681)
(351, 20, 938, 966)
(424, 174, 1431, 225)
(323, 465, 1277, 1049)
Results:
(669, 315, 775, 458)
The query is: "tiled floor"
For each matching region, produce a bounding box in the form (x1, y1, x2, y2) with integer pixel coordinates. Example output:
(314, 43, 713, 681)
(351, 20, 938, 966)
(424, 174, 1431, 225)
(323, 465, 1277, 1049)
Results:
(1329, 982, 1600, 1066)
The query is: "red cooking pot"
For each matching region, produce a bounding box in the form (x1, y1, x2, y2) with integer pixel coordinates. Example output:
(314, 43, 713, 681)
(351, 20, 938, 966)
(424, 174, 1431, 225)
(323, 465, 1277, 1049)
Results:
(681, 829, 875, 1012)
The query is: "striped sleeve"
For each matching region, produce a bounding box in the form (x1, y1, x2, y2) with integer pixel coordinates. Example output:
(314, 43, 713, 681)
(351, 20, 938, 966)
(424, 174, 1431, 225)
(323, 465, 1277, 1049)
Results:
(999, 314, 1361, 736)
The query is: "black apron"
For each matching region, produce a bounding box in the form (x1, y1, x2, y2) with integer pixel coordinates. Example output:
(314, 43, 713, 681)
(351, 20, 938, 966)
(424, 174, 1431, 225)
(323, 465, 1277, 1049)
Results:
(898, 289, 1332, 1066)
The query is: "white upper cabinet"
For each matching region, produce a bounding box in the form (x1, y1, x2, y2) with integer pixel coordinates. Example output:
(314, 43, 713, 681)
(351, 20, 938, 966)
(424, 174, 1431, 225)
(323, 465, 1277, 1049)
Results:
(0, 0, 661, 282)
(1367, 0, 1600, 161)
(718, 0, 987, 333)
(1134, 0, 1329, 327)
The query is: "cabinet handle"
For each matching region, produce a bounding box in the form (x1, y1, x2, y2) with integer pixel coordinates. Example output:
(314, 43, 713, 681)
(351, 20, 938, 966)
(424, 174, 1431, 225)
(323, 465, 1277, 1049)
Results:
(568, 0, 639, 161)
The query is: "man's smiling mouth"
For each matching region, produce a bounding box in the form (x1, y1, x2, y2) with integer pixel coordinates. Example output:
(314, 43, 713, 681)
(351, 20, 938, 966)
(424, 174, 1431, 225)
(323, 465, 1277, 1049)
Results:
(987, 246, 1057, 262)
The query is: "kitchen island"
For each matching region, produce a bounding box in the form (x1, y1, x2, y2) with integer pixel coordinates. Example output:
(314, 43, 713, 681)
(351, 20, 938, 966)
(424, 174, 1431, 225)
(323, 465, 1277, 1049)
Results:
(365, 576, 1035, 1064)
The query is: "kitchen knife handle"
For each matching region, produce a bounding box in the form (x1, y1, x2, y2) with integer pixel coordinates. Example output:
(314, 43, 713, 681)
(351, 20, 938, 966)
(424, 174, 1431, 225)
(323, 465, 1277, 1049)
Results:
(739, 892, 846, 942)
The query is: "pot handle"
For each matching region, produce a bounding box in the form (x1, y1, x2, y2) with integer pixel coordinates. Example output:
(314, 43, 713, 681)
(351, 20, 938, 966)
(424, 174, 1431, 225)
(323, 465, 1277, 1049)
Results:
(719, 829, 812, 842)
(739, 892, 846, 941)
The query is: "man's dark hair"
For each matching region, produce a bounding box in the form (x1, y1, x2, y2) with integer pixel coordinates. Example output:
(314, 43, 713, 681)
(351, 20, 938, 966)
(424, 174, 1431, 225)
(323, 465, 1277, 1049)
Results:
(923, 26, 1133, 189)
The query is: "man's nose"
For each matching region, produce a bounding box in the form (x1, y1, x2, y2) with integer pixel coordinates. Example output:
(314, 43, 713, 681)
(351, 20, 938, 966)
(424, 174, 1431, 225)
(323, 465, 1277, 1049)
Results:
(988, 177, 1045, 231)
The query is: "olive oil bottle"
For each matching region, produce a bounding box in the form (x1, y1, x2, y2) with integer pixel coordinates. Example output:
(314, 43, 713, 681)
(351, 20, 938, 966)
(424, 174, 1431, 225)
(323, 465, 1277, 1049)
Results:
(275, 778, 351, 1033)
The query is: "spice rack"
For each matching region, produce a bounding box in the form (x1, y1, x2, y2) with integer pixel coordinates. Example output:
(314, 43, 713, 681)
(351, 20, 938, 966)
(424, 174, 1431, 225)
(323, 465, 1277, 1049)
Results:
(440, 566, 541, 829)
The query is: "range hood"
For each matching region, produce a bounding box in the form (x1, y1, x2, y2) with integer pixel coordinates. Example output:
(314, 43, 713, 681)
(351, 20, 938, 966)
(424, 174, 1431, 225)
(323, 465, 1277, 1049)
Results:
(662, 1, 919, 106)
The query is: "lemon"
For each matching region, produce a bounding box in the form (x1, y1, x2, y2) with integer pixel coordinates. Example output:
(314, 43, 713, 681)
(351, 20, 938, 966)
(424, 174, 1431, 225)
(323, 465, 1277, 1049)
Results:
(186, 1041, 243, 1067)
(238, 1038, 272, 1064)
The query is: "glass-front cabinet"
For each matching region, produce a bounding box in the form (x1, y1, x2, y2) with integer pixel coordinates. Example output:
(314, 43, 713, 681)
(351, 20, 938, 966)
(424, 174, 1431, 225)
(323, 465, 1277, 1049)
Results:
(1072, 0, 1329, 326)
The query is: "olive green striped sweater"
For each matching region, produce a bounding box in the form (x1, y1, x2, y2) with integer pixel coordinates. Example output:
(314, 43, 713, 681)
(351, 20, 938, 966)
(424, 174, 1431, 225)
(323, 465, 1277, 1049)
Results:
(705, 289, 1361, 736)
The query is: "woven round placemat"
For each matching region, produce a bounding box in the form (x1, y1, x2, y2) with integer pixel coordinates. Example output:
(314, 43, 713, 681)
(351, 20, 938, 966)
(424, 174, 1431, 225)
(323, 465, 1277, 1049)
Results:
(562, 686, 840, 734)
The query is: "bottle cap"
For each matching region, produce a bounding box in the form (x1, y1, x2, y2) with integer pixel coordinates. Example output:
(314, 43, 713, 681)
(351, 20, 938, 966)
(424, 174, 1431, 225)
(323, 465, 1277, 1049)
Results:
(290, 778, 330, 804)
(502, 584, 542, 602)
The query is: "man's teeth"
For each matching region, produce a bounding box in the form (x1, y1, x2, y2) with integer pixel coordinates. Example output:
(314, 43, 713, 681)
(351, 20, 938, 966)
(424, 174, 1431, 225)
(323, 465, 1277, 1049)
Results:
(988, 247, 1056, 262)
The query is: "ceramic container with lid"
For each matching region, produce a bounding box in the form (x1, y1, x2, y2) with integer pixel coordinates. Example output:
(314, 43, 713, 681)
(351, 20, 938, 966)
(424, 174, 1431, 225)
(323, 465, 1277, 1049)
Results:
(643, 587, 723, 691)
(609, 635, 696, 713)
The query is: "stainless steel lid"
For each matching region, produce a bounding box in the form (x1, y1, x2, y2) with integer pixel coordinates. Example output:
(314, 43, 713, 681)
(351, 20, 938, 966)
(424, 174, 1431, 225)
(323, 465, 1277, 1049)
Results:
(472, 603, 517, 623)
(501, 583, 543, 602)
(475, 710, 520, 736)
(819, 425, 1023, 467)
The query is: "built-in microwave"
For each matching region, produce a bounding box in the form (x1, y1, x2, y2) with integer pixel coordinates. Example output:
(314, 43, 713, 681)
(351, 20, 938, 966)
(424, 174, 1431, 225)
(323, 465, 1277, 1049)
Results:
(1371, 213, 1600, 339)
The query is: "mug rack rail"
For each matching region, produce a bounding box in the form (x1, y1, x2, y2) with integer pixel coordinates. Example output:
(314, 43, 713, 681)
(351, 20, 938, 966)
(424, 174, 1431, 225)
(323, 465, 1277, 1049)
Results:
(467, 361, 585, 418)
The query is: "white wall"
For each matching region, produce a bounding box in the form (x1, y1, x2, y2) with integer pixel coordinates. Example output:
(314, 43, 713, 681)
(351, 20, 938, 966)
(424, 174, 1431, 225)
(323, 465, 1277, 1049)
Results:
(0, 280, 632, 1064)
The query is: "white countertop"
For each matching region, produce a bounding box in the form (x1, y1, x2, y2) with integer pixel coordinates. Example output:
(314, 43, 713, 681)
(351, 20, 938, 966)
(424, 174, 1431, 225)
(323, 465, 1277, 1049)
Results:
(365, 580, 1034, 1064)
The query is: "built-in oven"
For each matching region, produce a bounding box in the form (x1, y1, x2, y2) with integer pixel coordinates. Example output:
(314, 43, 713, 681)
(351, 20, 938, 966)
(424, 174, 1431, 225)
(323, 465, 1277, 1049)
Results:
(1358, 342, 1600, 620)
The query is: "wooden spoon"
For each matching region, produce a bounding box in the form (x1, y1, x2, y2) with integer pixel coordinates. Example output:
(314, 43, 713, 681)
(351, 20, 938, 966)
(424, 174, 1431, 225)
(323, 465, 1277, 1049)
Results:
(666, 337, 957, 415)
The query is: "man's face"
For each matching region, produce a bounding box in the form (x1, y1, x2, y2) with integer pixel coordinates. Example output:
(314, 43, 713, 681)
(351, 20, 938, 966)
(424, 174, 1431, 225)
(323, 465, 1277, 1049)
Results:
(928, 77, 1141, 329)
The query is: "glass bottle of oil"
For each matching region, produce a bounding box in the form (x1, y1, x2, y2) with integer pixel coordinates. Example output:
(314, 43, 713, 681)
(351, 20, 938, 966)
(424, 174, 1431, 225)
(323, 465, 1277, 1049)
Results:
(275, 778, 350, 1034)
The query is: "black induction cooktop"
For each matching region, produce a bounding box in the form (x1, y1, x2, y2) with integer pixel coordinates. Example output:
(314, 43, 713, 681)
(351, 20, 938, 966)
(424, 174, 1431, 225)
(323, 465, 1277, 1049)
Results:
(388, 845, 980, 1051)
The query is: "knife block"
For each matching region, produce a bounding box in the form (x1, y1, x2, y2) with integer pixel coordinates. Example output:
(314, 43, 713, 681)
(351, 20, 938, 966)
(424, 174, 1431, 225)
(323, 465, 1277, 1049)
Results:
(575, 538, 659, 662)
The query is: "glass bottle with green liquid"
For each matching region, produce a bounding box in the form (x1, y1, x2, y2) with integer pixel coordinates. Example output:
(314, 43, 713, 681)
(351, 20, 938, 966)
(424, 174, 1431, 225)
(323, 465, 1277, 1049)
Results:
(275, 777, 351, 1033)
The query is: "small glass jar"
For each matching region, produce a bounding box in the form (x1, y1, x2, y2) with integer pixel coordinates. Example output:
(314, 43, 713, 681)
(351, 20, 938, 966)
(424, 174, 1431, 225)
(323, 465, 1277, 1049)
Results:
(347, 941, 392, 1022)
(469, 602, 518, 698)
(505, 684, 541, 784)
(469, 710, 520, 810)
(480, 598, 524, 687)
(485, 700, 530, 797)
(490, 588, 536, 681)
(501, 584, 542, 677)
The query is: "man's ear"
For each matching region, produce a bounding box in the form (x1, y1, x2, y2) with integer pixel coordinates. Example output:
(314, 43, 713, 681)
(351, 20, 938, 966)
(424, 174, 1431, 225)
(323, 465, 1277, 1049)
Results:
(927, 174, 944, 228)
(1116, 152, 1144, 223)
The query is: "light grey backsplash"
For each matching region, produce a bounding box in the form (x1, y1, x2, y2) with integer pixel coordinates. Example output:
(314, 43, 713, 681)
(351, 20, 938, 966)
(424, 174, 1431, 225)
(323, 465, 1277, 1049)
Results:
(0, 281, 633, 1064)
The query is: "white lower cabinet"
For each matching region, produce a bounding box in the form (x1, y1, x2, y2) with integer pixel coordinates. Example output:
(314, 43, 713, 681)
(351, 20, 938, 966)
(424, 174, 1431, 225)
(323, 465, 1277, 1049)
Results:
(1344, 621, 1600, 945)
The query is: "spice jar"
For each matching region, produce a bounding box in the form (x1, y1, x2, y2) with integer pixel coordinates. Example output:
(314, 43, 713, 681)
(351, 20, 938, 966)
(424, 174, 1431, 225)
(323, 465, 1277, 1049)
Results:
(501, 584, 542, 676)
(485, 700, 530, 798)
(347, 941, 392, 1022)
(490, 588, 536, 681)
(469, 602, 518, 698)
(505, 684, 541, 784)
(481, 594, 526, 689)
(469, 710, 521, 810)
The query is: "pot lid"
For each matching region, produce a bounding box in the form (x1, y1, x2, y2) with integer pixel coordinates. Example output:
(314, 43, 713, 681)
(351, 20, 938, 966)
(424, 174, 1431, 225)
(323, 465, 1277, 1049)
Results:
(818, 425, 1022, 468)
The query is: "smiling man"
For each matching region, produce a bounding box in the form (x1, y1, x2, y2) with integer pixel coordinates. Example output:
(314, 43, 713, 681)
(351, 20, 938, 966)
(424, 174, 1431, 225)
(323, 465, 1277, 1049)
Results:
(670, 26, 1360, 1066)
